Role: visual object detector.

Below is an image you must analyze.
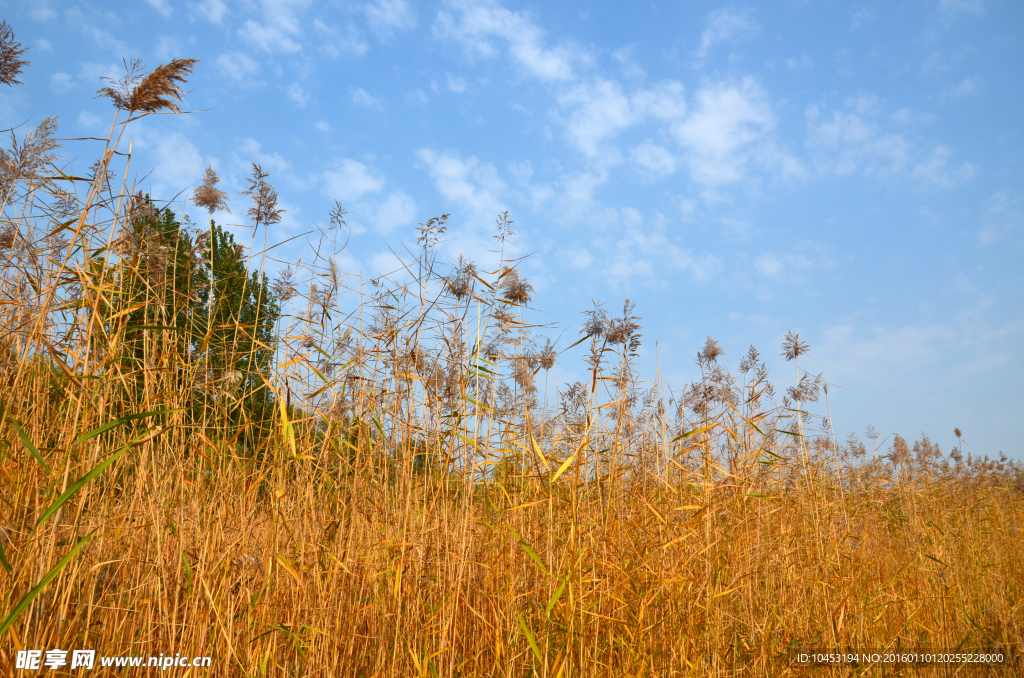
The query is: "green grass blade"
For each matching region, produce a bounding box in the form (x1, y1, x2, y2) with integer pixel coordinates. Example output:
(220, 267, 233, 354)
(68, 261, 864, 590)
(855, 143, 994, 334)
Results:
(37, 426, 161, 530)
(0, 532, 93, 636)
(517, 613, 543, 664)
(11, 420, 51, 474)
(0, 537, 11, 575)
(545, 577, 567, 617)
(70, 408, 182, 448)
(509, 527, 549, 576)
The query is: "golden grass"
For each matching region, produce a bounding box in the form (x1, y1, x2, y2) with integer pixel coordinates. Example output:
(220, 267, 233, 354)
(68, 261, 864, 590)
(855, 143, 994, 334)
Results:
(1, 50, 1022, 678)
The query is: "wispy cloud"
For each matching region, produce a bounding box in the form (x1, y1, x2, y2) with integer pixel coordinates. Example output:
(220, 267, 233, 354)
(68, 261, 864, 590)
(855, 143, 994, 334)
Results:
(238, 0, 312, 54)
(322, 159, 385, 203)
(286, 82, 309, 108)
(417, 148, 507, 218)
(977, 191, 1022, 246)
(370, 191, 417, 233)
(50, 72, 74, 93)
(630, 140, 677, 178)
(912, 146, 976, 188)
(556, 79, 686, 159)
(433, 0, 581, 82)
(754, 248, 834, 282)
(601, 209, 721, 283)
(314, 20, 368, 58)
(697, 8, 758, 59)
(217, 52, 262, 87)
(446, 73, 467, 93)
(364, 0, 416, 38)
(144, 0, 173, 17)
(351, 87, 383, 109)
(806, 94, 911, 177)
(671, 78, 775, 188)
(190, 0, 227, 24)
(945, 77, 982, 99)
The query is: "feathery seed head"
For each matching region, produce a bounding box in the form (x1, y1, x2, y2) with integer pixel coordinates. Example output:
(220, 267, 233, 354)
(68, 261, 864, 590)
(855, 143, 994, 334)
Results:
(242, 164, 283, 228)
(97, 58, 198, 114)
(329, 201, 347, 231)
(699, 336, 724, 362)
(498, 267, 533, 305)
(448, 255, 477, 299)
(192, 165, 230, 214)
(0, 22, 29, 86)
(417, 213, 449, 250)
(781, 330, 811, 362)
(581, 300, 608, 339)
(0, 117, 62, 187)
(537, 338, 556, 371)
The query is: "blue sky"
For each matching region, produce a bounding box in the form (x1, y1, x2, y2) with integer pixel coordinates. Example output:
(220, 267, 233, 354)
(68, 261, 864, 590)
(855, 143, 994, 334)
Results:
(3, 0, 1022, 457)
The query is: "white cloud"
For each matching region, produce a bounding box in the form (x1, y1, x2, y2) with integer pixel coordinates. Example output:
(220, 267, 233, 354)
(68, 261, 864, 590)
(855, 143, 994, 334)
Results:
(819, 323, 952, 379)
(364, 0, 416, 38)
(77, 111, 103, 131)
(631, 141, 677, 177)
(28, 1, 56, 21)
(977, 191, 1022, 246)
(671, 78, 773, 187)
(850, 5, 876, 30)
(83, 27, 129, 56)
(191, 0, 228, 24)
(79, 61, 122, 86)
(155, 36, 182, 62)
(433, 1, 579, 82)
(141, 132, 206, 202)
(406, 89, 428, 106)
(557, 79, 687, 158)
(417, 148, 506, 218)
(322, 159, 385, 202)
(446, 73, 467, 93)
(754, 250, 833, 281)
(314, 120, 332, 133)
(351, 87, 383, 109)
(50, 72, 74, 93)
(912, 146, 976, 188)
(144, 0, 173, 16)
(314, 20, 368, 57)
(946, 77, 982, 99)
(217, 52, 262, 85)
(286, 82, 309, 108)
(698, 8, 758, 58)
(238, 0, 312, 54)
(938, 0, 984, 16)
(611, 46, 645, 80)
(371, 191, 417, 233)
(805, 94, 911, 178)
(602, 211, 721, 283)
(37, 39, 52, 52)
(236, 138, 292, 175)
(555, 169, 610, 223)
(560, 246, 593, 270)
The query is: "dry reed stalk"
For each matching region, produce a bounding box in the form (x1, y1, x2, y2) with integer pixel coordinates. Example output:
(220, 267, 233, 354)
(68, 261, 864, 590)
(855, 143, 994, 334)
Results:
(1, 36, 1022, 678)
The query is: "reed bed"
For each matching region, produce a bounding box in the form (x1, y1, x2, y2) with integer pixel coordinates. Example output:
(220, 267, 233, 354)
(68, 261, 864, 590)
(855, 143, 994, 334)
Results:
(1, 35, 1023, 677)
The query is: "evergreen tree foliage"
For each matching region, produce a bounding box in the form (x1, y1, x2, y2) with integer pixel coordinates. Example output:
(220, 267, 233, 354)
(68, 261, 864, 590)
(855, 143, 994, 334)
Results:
(98, 197, 279, 451)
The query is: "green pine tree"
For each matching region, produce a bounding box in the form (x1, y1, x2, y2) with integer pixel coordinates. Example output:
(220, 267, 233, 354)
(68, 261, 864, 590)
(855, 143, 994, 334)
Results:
(193, 219, 280, 450)
(97, 198, 280, 452)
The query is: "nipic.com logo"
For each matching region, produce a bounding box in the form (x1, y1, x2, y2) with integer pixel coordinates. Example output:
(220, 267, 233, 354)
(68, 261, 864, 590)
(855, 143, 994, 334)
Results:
(15, 650, 212, 670)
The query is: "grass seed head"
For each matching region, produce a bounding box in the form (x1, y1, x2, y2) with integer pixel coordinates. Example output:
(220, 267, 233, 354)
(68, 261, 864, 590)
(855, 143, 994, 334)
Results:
(0, 22, 29, 86)
(192, 165, 230, 214)
(97, 57, 198, 114)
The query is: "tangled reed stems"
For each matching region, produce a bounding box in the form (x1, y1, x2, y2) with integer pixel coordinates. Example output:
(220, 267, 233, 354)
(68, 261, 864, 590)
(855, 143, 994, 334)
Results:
(1, 35, 1023, 678)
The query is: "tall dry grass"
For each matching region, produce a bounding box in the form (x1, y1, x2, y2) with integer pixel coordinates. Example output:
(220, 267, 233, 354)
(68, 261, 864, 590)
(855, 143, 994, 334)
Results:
(1, 38, 1023, 677)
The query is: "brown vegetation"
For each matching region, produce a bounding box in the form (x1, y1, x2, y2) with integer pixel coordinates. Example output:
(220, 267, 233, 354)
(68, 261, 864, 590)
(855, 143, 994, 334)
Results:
(1, 35, 1023, 677)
